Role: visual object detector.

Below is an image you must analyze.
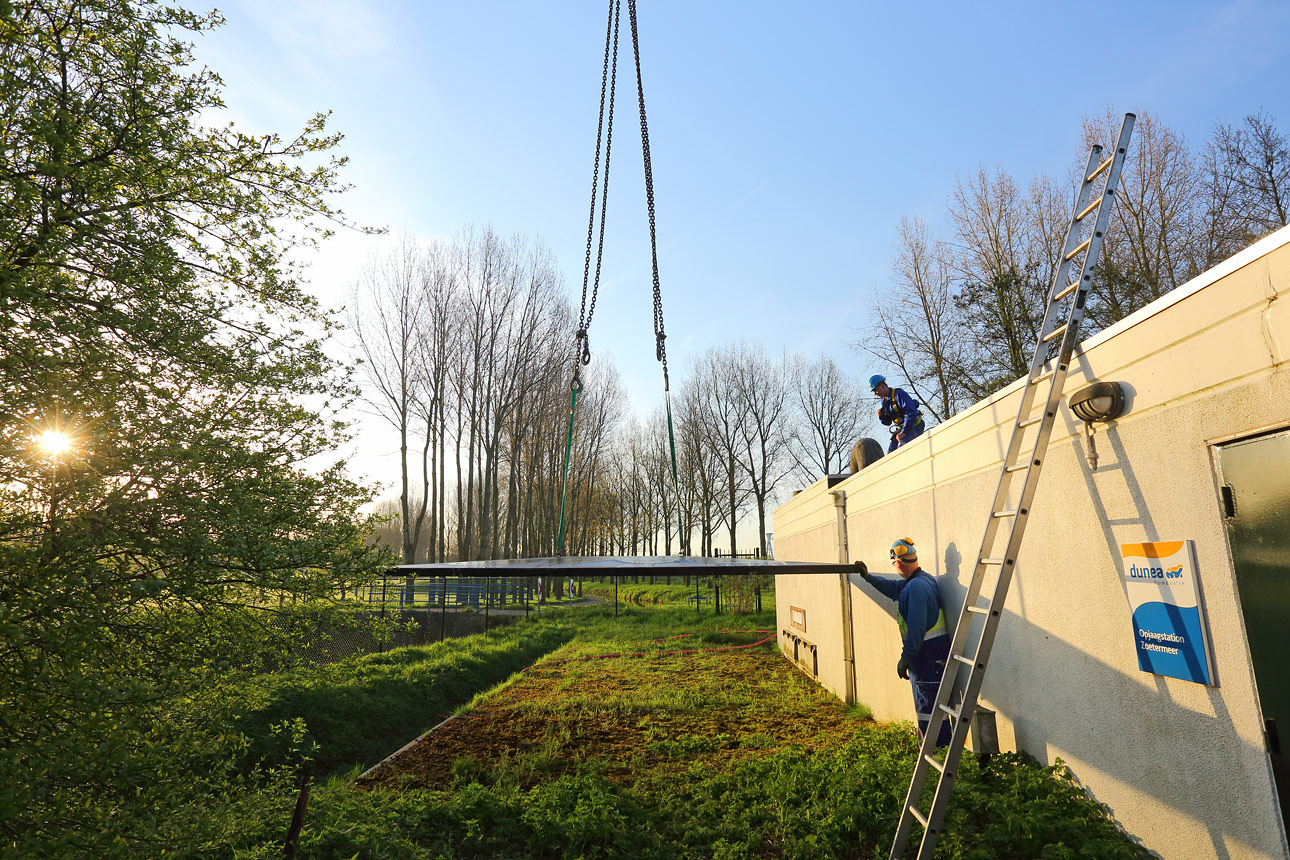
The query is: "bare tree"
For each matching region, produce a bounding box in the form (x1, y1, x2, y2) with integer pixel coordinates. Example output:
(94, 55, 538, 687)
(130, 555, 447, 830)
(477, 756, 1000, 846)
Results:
(676, 379, 725, 555)
(786, 354, 867, 482)
(1081, 108, 1204, 330)
(948, 167, 1051, 393)
(412, 239, 459, 563)
(566, 361, 626, 555)
(733, 343, 792, 557)
(367, 497, 405, 556)
(345, 223, 659, 565)
(347, 236, 430, 564)
(1024, 171, 1076, 304)
(1191, 134, 1253, 276)
(859, 215, 973, 420)
(684, 348, 751, 555)
(618, 418, 657, 554)
(1213, 109, 1290, 237)
(640, 408, 679, 554)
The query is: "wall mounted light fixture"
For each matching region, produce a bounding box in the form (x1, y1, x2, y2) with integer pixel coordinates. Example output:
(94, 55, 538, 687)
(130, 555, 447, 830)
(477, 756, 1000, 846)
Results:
(1068, 381, 1126, 469)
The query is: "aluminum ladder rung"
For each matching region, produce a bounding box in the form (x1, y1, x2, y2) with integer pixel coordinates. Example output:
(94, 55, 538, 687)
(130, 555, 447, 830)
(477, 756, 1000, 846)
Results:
(1086, 152, 1115, 182)
(890, 113, 1134, 860)
(1075, 195, 1102, 222)
(1041, 323, 1068, 344)
(1064, 235, 1092, 262)
(1052, 280, 1081, 302)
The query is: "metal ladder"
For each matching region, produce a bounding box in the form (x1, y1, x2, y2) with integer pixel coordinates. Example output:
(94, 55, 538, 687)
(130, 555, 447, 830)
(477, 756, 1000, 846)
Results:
(889, 113, 1135, 860)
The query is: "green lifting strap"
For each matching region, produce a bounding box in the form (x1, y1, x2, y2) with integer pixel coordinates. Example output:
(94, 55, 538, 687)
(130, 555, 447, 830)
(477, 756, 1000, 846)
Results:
(555, 379, 580, 556)
(663, 382, 684, 553)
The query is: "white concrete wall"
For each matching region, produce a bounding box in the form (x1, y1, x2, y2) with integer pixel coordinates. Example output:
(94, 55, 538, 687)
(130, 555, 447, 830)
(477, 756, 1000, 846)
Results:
(774, 225, 1290, 860)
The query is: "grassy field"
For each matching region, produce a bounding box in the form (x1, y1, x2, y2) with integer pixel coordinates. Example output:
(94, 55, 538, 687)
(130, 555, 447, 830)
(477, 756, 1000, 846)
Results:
(582, 580, 713, 605)
(212, 605, 1151, 859)
(582, 580, 773, 612)
(224, 619, 577, 779)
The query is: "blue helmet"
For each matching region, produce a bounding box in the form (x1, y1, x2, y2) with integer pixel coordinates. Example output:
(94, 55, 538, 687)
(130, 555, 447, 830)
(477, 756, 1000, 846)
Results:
(868, 374, 886, 391)
(890, 537, 917, 561)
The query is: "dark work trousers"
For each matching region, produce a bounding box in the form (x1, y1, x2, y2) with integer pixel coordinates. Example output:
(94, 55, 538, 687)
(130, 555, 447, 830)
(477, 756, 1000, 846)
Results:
(909, 634, 952, 748)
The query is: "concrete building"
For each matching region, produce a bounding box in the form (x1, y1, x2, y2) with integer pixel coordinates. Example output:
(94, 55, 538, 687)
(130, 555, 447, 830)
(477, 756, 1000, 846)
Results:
(773, 225, 1290, 859)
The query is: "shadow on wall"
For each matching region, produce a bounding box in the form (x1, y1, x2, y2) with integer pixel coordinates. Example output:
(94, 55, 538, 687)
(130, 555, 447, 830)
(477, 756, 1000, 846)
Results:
(981, 599, 1254, 860)
(943, 542, 962, 580)
(992, 418, 1255, 858)
(852, 555, 1262, 860)
(842, 397, 1273, 860)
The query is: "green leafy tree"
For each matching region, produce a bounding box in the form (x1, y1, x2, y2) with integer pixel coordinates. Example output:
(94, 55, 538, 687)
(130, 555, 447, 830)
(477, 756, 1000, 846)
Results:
(0, 0, 388, 854)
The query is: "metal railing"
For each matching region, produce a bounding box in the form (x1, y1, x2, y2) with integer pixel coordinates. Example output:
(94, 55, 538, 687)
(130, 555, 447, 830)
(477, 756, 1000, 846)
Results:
(361, 576, 537, 611)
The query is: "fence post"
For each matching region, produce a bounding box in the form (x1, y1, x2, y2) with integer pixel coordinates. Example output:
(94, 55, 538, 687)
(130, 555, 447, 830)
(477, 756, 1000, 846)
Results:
(380, 576, 388, 653)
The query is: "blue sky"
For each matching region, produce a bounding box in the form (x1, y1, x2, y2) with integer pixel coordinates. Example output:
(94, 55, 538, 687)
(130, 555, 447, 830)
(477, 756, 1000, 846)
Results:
(195, 0, 1290, 493)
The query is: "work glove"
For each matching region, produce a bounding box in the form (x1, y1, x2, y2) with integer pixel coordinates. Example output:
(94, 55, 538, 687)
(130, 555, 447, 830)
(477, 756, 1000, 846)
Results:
(897, 656, 911, 680)
(856, 560, 870, 582)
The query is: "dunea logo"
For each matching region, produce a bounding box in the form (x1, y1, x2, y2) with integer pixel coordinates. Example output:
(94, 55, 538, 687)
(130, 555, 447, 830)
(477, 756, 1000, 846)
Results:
(1127, 563, 1183, 580)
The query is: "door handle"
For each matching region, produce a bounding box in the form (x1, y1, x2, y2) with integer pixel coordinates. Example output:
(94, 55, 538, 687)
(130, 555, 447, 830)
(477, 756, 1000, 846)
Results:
(1221, 484, 1237, 518)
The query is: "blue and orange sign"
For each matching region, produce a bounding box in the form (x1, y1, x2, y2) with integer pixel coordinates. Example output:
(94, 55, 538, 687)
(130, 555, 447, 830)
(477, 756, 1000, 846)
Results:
(1119, 541, 1215, 685)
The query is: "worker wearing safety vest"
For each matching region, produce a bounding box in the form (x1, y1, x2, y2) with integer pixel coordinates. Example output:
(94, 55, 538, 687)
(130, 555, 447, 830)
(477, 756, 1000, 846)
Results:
(861, 537, 952, 748)
(869, 374, 925, 452)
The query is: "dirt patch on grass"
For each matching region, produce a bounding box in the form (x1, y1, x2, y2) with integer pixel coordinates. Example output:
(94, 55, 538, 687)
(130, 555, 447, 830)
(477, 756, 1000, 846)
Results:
(361, 636, 864, 791)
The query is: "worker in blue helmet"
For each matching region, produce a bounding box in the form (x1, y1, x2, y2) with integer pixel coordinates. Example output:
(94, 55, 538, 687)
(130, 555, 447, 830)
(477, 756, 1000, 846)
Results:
(860, 537, 952, 747)
(869, 374, 925, 452)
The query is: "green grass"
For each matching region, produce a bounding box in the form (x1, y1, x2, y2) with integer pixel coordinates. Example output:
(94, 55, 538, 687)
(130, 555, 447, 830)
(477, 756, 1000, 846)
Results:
(203, 605, 1151, 860)
(223, 619, 576, 777)
(583, 580, 708, 605)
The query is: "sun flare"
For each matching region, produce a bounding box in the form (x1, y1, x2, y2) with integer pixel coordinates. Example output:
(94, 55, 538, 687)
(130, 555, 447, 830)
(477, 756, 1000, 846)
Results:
(38, 430, 73, 457)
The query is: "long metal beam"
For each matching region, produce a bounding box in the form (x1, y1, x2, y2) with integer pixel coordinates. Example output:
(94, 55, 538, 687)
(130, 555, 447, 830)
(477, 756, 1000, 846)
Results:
(392, 555, 864, 577)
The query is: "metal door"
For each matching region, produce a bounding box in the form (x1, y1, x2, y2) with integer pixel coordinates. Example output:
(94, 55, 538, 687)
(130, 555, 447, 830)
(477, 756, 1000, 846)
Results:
(1217, 428, 1290, 830)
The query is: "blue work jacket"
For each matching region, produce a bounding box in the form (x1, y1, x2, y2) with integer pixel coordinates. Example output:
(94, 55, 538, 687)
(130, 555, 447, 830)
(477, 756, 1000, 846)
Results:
(878, 387, 924, 438)
(866, 568, 948, 658)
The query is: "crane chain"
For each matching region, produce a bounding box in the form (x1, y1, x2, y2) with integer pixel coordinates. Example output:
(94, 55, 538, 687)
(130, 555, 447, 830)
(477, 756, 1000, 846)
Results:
(627, 0, 684, 553)
(627, 0, 669, 381)
(574, 0, 622, 386)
